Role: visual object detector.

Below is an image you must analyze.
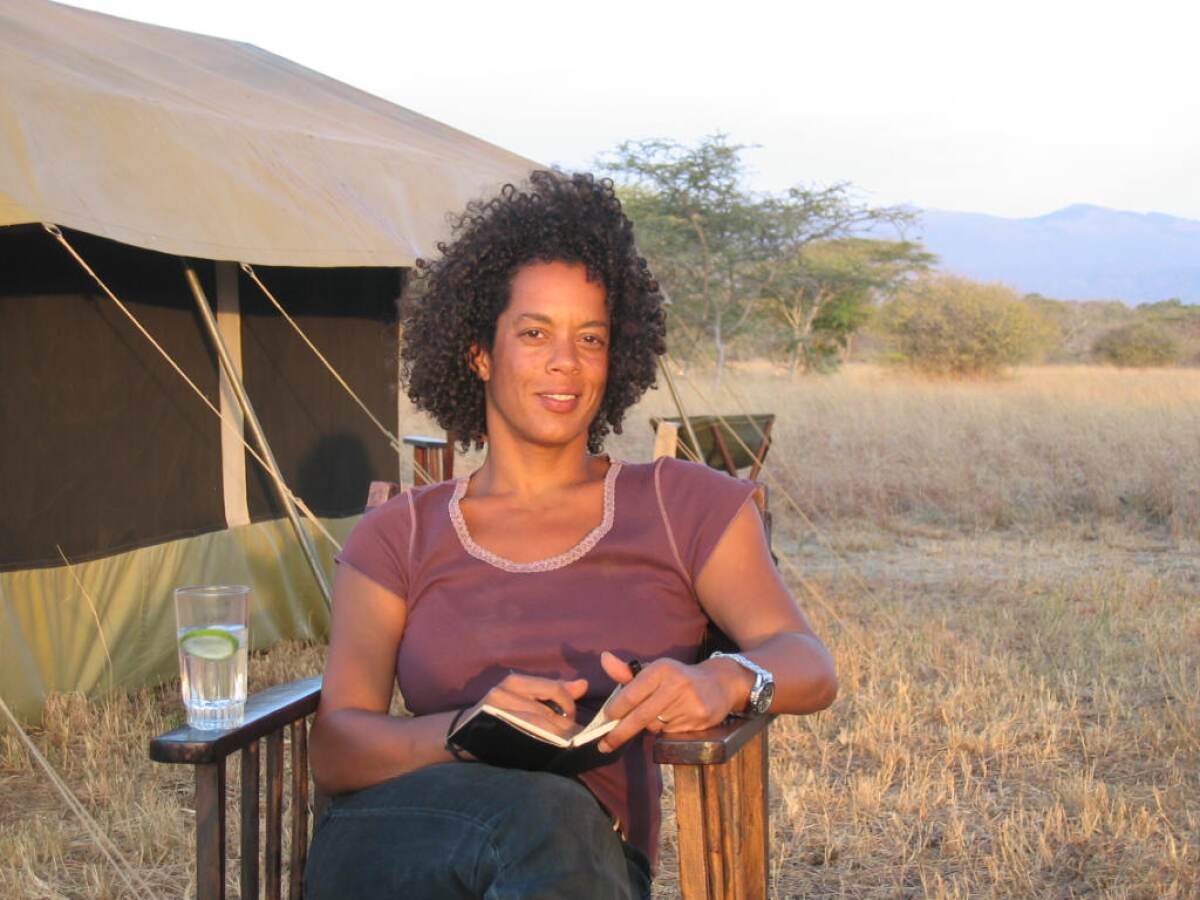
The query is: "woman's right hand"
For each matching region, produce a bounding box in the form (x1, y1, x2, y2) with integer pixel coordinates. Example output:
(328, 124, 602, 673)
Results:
(476, 673, 589, 739)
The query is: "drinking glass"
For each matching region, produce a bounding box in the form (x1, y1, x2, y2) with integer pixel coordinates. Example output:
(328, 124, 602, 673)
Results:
(174, 585, 250, 730)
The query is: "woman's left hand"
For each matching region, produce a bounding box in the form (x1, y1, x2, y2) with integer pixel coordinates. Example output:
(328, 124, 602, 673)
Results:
(596, 651, 750, 753)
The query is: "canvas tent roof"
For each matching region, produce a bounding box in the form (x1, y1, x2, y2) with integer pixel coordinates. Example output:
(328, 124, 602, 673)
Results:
(0, 0, 539, 267)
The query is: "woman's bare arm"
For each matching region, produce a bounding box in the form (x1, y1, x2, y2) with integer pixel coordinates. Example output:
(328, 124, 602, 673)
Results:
(310, 563, 589, 795)
(693, 497, 838, 715)
(308, 564, 456, 794)
(600, 498, 837, 749)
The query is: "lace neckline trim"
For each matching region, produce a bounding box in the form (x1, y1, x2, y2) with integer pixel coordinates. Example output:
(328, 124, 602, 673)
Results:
(448, 461, 622, 573)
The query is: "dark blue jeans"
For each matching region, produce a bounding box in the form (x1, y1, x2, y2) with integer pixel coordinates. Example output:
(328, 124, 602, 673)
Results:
(305, 763, 652, 899)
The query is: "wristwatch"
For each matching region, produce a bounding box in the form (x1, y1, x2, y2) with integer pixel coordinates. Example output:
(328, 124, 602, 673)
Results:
(710, 651, 775, 716)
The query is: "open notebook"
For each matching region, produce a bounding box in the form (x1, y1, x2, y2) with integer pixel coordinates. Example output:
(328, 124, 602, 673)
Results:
(447, 683, 625, 776)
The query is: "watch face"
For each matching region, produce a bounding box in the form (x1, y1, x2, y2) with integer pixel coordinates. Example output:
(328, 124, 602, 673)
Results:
(753, 681, 775, 715)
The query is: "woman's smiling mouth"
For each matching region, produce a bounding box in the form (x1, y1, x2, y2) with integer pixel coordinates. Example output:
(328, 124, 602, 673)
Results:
(537, 391, 581, 412)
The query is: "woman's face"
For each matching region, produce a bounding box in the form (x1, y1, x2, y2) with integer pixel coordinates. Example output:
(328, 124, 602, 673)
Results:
(473, 260, 610, 452)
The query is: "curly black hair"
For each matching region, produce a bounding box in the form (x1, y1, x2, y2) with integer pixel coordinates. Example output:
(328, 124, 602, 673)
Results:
(399, 170, 667, 454)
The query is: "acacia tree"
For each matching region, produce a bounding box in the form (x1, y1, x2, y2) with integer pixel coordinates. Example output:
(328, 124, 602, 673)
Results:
(599, 135, 764, 380)
(760, 237, 934, 374)
(600, 134, 918, 379)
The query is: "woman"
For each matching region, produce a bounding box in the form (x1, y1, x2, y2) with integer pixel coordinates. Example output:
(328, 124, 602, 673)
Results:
(306, 171, 837, 899)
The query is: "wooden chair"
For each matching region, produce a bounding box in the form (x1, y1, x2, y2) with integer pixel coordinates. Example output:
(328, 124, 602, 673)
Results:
(150, 437, 773, 899)
(650, 414, 775, 480)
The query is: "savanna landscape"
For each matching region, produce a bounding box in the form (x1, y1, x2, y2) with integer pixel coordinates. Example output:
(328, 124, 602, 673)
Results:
(6, 3, 1200, 897)
(2, 362, 1197, 898)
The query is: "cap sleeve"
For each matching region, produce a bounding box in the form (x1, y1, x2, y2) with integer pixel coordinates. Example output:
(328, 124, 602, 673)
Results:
(335, 491, 415, 600)
(655, 457, 758, 581)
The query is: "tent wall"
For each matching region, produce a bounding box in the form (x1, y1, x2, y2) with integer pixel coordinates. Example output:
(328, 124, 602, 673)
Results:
(238, 264, 403, 521)
(0, 515, 355, 722)
(1, 227, 401, 571)
(1, 228, 225, 569)
(1, 226, 404, 720)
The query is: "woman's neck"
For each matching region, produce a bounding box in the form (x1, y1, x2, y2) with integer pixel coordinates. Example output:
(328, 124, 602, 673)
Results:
(469, 432, 604, 502)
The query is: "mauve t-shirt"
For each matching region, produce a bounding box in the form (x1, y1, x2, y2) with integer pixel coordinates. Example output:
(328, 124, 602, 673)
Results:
(335, 456, 756, 864)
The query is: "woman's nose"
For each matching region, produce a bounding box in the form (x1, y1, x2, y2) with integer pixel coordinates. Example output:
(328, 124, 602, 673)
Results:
(547, 338, 582, 373)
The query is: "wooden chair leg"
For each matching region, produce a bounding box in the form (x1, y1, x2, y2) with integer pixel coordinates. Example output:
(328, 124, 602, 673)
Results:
(412, 446, 431, 486)
(241, 742, 260, 900)
(711, 426, 740, 478)
(289, 720, 310, 898)
(672, 727, 769, 899)
(195, 760, 227, 900)
(748, 419, 774, 481)
(265, 730, 284, 899)
(441, 434, 455, 480)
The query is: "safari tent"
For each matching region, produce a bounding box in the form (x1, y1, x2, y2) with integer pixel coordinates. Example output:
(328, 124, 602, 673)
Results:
(0, 0, 537, 720)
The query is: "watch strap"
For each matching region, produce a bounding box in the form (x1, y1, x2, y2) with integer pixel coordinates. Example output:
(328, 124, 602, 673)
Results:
(710, 651, 773, 715)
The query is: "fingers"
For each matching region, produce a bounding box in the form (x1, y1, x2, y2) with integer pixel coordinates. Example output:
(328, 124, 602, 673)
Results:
(497, 673, 587, 721)
(597, 658, 731, 753)
(600, 663, 683, 752)
(605, 660, 665, 720)
(485, 687, 578, 738)
(600, 650, 635, 684)
(600, 693, 677, 752)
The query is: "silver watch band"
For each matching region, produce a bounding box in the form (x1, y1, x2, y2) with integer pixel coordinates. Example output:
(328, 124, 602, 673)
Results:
(709, 651, 773, 714)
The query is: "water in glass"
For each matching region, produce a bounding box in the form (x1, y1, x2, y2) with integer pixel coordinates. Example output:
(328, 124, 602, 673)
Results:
(174, 585, 251, 730)
(177, 623, 248, 729)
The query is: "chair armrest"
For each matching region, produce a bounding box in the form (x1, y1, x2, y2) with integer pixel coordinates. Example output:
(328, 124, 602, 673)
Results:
(149, 676, 322, 765)
(402, 435, 448, 449)
(651, 714, 773, 766)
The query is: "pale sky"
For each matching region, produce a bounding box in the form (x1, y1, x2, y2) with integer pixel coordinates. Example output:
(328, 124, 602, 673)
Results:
(66, 0, 1200, 220)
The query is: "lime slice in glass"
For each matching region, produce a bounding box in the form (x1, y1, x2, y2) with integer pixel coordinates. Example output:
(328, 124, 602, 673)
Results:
(179, 628, 239, 660)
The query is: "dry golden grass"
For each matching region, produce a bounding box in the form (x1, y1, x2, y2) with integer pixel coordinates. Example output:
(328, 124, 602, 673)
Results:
(606, 363, 1200, 539)
(2, 365, 1197, 897)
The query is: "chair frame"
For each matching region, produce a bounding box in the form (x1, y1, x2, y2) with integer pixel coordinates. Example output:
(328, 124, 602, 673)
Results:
(150, 437, 772, 899)
(650, 414, 775, 480)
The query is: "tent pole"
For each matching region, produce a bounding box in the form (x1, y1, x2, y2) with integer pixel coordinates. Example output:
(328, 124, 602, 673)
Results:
(658, 356, 703, 462)
(182, 263, 333, 610)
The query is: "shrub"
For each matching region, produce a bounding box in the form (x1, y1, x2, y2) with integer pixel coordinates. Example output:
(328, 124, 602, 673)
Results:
(1092, 322, 1180, 367)
(878, 274, 1057, 376)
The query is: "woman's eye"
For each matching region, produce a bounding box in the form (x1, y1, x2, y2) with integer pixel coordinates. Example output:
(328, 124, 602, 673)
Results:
(581, 334, 606, 347)
(521, 328, 544, 339)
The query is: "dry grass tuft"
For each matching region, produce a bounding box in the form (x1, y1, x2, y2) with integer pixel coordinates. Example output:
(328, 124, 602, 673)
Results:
(0, 644, 326, 899)
(3, 364, 1197, 897)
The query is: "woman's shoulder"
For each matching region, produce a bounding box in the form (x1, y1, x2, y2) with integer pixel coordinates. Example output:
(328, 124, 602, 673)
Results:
(625, 455, 750, 492)
(356, 477, 454, 531)
(616, 456, 756, 518)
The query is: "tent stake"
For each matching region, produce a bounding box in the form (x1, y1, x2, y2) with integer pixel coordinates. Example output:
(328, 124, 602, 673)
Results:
(183, 263, 333, 610)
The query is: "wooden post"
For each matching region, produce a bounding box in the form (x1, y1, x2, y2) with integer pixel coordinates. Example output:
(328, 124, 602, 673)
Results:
(195, 760, 226, 900)
(653, 420, 680, 461)
(670, 728, 770, 899)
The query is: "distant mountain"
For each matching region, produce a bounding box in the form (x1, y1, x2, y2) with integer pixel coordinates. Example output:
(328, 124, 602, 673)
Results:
(915, 204, 1200, 303)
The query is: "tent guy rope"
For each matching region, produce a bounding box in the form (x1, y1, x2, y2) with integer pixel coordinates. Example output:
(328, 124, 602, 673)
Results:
(0, 694, 156, 900)
(56, 545, 114, 694)
(182, 263, 333, 607)
(41, 224, 342, 556)
(241, 263, 404, 454)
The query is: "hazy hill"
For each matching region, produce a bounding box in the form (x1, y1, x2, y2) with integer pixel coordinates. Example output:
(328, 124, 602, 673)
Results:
(917, 204, 1200, 303)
